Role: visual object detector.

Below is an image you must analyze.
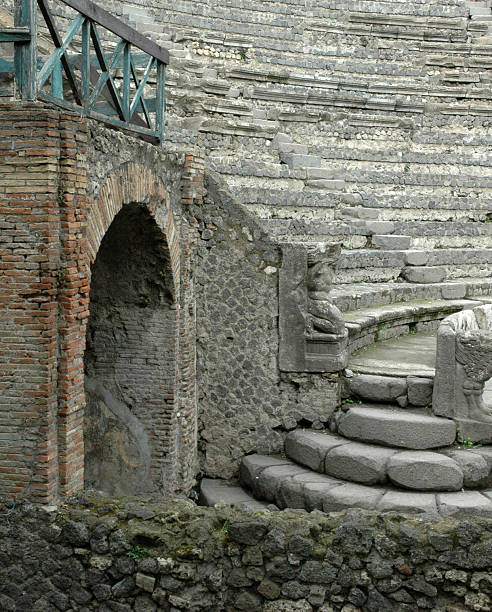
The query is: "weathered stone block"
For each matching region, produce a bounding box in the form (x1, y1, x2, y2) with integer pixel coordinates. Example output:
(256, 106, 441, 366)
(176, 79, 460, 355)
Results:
(407, 377, 433, 407)
(372, 235, 412, 250)
(348, 374, 407, 403)
(387, 452, 463, 491)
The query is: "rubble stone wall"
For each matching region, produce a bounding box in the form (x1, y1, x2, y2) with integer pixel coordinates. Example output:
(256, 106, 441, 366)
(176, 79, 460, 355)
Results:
(0, 496, 491, 611)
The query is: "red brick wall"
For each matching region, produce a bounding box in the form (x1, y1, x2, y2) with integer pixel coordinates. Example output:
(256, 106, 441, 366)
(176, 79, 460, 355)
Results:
(0, 102, 88, 504)
(0, 101, 200, 504)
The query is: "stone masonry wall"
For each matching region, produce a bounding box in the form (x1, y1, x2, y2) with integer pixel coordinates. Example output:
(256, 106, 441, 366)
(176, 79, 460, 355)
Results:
(189, 172, 340, 479)
(0, 494, 491, 611)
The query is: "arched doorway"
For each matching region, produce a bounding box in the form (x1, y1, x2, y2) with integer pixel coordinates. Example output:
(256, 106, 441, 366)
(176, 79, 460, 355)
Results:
(84, 203, 176, 496)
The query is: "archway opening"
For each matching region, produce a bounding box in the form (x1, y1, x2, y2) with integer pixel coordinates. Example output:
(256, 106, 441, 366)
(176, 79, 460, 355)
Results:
(84, 203, 176, 496)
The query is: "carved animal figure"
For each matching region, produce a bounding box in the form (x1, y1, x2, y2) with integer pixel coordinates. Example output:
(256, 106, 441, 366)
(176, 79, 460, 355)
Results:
(455, 329, 492, 422)
(305, 244, 346, 340)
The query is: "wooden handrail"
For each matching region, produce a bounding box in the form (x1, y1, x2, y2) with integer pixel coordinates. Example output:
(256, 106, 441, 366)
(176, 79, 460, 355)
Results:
(61, 0, 169, 64)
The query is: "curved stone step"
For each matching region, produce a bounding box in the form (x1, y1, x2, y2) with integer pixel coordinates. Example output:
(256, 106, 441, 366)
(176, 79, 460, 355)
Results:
(337, 405, 457, 449)
(285, 430, 490, 490)
(239, 454, 492, 516)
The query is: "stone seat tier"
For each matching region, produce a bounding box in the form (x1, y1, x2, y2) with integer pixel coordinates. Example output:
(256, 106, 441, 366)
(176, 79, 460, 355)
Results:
(237, 454, 492, 516)
(331, 278, 492, 312)
(342, 297, 483, 353)
(284, 429, 492, 491)
(234, 187, 492, 217)
(335, 404, 457, 449)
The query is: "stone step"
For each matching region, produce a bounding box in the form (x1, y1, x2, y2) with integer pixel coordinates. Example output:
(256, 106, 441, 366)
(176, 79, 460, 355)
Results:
(284, 430, 490, 490)
(234, 187, 492, 216)
(331, 279, 492, 313)
(199, 478, 272, 511)
(336, 404, 457, 449)
(239, 454, 492, 516)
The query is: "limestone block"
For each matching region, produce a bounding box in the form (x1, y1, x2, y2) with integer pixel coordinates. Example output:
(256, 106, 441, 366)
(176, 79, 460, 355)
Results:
(280, 152, 321, 168)
(322, 483, 384, 513)
(285, 430, 349, 472)
(306, 168, 338, 180)
(372, 235, 412, 250)
(365, 221, 395, 235)
(402, 267, 447, 284)
(200, 479, 269, 510)
(438, 491, 492, 516)
(255, 464, 309, 502)
(455, 419, 492, 445)
(240, 455, 288, 491)
(302, 481, 343, 511)
(338, 406, 457, 450)
(276, 479, 307, 510)
(278, 142, 308, 155)
(339, 207, 379, 220)
(407, 377, 433, 407)
(441, 284, 467, 300)
(305, 179, 345, 190)
(387, 452, 463, 492)
(324, 442, 397, 485)
(377, 491, 438, 515)
(443, 450, 489, 488)
(404, 250, 429, 266)
(348, 374, 407, 403)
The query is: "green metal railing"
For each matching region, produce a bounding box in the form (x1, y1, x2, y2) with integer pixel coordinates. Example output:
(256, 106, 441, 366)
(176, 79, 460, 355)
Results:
(0, 0, 169, 144)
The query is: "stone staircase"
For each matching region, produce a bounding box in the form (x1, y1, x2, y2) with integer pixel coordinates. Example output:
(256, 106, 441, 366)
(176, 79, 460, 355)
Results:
(201, 329, 492, 515)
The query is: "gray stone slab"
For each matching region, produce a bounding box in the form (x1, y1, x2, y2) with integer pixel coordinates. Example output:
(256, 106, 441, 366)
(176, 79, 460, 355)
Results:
(200, 479, 268, 510)
(279, 244, 307, 372)
(365, 221, 395, 235)
(348, 374, 407, 403)
(277, 142, 308, 155)
(305, 179, 345, 190)
(276, 479, 307, 510)
(340, 206, 379, 220)
(402, 266, 447, 284)
(407, 377, 434, 407)
(349, 332, 437, 378)
(338, 406, 457, 450)
(255, 464, 309, 502)
(285, 430, 350, 472)
(438, 491, 492, 516)
(404, 250, 430, 266)
(387, 451, 463, 491)
(455, 419, 492, 445)
(280, 152, 321, 168)
(306, 167, 338, 180)
(240, 455, 289, 490)
(302, 481, 344, 511)
(378, 491, 438, 515)
(322, 483, 385, 513)
(324, 442, 397, 485)
(468, 447, 492, 486)
(443, 450, 489, 488)
(372, 235, 412, 250)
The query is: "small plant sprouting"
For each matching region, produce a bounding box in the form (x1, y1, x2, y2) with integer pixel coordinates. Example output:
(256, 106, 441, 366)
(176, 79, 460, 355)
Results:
(219, 520, 230, 537)
(280, 449, 287, 459)
(456, 426, 480, 449)
(341, 398, 362, 406)
(127, 545, 149, 560)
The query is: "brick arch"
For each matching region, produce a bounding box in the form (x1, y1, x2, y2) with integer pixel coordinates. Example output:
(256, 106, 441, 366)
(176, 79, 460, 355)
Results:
(87, 162, 180, 295)
(83, 162, 182, 497)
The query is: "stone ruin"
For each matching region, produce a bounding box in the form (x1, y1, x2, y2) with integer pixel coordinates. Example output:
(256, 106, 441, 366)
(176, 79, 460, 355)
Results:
(1, 0, 492, 522)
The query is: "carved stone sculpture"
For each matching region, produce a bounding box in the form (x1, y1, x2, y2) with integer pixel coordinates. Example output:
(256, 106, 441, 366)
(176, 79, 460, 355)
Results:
(433, 304, 492, 444)
(279, 242, 348, 373)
